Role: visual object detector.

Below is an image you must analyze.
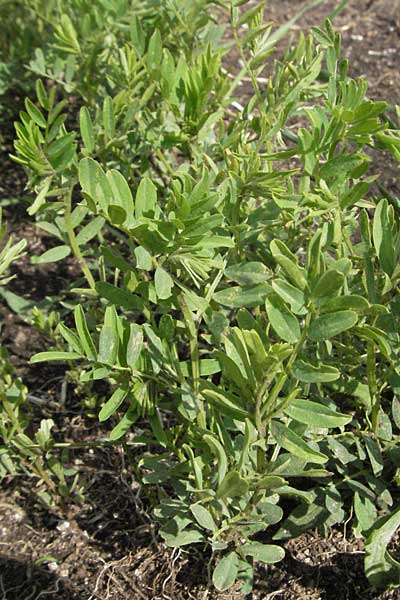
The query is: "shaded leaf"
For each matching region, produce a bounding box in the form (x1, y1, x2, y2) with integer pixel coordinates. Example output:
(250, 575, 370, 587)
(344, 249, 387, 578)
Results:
(216, 470, 249, 499)
(365, 507, 400, 587)
(213, 553, 239, 592)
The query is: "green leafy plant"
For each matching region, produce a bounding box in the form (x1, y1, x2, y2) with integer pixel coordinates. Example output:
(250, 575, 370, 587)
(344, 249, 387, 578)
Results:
(8, 0, 400, 592)
(0, 209, 83, 506)
(0, 208, 26, 285)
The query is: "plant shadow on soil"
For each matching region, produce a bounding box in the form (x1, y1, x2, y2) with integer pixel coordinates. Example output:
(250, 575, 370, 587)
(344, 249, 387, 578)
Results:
(0, 556, 75, 600)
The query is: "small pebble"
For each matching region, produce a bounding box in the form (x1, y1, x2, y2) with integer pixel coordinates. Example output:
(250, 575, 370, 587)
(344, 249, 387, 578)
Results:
(57, 520, 70, 533)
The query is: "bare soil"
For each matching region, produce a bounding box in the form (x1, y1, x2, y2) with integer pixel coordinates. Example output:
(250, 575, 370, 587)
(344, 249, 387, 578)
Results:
(1, 1, 400, 599)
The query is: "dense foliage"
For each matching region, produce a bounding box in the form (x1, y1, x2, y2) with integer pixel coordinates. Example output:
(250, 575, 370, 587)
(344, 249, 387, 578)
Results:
(1, 0, 400, 592)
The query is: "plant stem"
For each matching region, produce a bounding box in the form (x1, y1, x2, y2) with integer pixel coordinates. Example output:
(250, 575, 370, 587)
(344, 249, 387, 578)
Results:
(64, 186, 96, 290)
(368, 341, 380, 437)
(155, 149, 175, 178)
(261, 312, 311, 420)
(179, 294, 206, 428)
(13, 438, 149, 451)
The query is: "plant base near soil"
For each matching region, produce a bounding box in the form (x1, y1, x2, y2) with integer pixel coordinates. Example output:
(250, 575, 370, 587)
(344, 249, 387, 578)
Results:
(0, 482, 398, 600)
(1, 0, 400, 598)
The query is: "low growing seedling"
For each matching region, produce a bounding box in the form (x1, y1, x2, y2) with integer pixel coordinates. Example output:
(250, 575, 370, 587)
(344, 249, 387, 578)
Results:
(0, 210, 83, 505)
(9, 0, 400, 592)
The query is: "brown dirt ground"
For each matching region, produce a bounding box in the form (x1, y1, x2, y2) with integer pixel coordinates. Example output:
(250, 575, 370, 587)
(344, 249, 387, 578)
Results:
(1, 1, 400, 599)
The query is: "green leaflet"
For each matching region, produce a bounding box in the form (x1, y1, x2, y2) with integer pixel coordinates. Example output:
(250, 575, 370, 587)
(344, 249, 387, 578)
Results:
(143, 325, 164, 375)
(320, 154, 364, 182)
(272, 278, 306, 314)
(74, 305, 96, 360)
(190, 504, 217, 532)
(149, 411, 168, 447)
(135, 177, 157, 218)
(109, 401, 138, 440)
(158, 313, 175, 341)
(292, 360, 340, 383)
(155, 266, 174, 299)
(255, 475, 286, 491)
(32, 245, 71, 264)
(213, 283, 272, 308)
(204, 434, 228, 485)
(99, 387, 128, 422)
(107, 170, 135, 223)
(76, 216, 105, 245)
(146, 29, 162, 75)
(163, 529, 205, 548)
(25, 98, 46, 128)
(354, 492, 377, 536)
(271, 421, 328, 464)
(242, 542, 285, 564)
(134, 246, 152, 270)
(225, 262, 269, 286)
(180, 359, 220, 377)
(79, 106, 94, 153)
(201, 388, 248, 421)
(31, 351, 82, 363)
(270, 239, 307, 290)
(213, 553, 239, 592)
(265, 295, 300, 343)
(311, 269, 345, 301)
(319, 294, 369, 314)
(284, 399, 352, 428)
(57, 323, 83, 355)
(309, 310, 358, 341)
(98, 307, 119, 365)
(126, 324, 143, 366)
(79, 158, 111, 213)
(257, 502, 284, 525)
(103, 96, 115, 141)
(183, 444, 203, 490)
(365, 506, 400, 587)
(373, 199, 395, 276)
(95, 282, 143, 311)
(216, 470, 249, 499)
(392, 397, 400, 430)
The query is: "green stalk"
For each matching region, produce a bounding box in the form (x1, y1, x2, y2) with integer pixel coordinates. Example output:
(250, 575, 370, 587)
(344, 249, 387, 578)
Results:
(64, 186, 96, 290)
(155, 149, 175, 178)
(261, 313, 311, 420)
(368, 341, 380, 437)
(231, 25, 263, 111)
(12, 438, 150, 451)
(179, 294, 206, 428)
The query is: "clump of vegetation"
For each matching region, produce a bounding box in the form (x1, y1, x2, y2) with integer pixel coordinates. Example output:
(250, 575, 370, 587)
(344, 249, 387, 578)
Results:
(1, 0, 400, 593)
